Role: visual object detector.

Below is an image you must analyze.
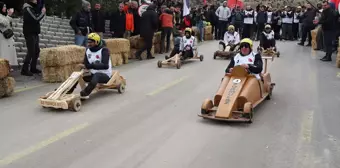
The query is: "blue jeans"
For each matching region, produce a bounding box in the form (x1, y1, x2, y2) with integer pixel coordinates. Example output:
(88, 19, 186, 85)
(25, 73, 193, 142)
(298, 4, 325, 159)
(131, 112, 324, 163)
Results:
(196, 21, 204, 41)
(75, 35, 87, 46)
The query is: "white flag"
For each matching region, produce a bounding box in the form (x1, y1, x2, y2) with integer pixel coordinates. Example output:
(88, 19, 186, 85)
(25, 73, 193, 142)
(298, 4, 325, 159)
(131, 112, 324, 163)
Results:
(183, 0, 191, 16)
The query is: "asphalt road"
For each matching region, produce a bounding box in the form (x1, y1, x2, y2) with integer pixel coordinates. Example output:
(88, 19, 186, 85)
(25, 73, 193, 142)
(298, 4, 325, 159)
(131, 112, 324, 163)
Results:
(1, 41, 340, 168)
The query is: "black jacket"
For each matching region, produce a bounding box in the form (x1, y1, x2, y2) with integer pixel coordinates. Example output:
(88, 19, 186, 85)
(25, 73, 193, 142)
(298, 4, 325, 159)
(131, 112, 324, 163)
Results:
(110, 11, 126, 36)
(132, 9, 140, 35)
(226, 53, 263, 74)
(70, 9, 93, 36)
(22, 2, 45, 35)
(319, 8, 338, 31)
(301, 8, 316, 27)
(140, 6, 158, 38)
(256, 11, 267, 24)
(91, 10, 106, 33)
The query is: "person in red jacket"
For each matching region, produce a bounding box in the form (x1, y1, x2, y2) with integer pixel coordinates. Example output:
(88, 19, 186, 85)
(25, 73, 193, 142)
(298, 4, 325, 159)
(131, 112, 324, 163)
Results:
(159, 8, 174, 53)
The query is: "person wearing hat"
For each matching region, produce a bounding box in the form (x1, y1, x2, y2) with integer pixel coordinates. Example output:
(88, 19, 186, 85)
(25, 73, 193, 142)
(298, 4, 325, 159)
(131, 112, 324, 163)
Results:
(70, 0, 93, 46)
(179, 27, 197, 60)
(225, 38, 263, 80)
(220, 25, 240, 52)
(259, 24, 276, 50)
(67, 33, 111, 99)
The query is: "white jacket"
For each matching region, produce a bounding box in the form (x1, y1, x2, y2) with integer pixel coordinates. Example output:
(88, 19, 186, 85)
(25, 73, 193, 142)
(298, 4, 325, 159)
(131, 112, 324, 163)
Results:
(180, 36, 197, 51)
(224, 32, 240, 45)
(215, 6, 231, 21)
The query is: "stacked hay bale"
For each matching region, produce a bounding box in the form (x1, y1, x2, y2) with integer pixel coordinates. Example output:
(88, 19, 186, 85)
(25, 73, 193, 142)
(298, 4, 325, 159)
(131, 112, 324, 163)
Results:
(153, 32, 162, 53)
(337, 37, 340, 68)
(105, 38, 130, 65)
(0, 59, 15, 97)
(129, 35, 155, 59)
(204, 25, 213, 41)
(40, 45, 85, 82)
(311, 26, 319, 50)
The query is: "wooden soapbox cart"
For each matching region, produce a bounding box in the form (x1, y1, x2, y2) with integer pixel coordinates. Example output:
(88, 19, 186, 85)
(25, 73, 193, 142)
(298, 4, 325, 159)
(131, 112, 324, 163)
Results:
(157, 51, 204, 69)
(258, 47, 280, 57)
(38, 66, 126, 112)
(198, 55, 275, 123)
(213, 43, 239, 59)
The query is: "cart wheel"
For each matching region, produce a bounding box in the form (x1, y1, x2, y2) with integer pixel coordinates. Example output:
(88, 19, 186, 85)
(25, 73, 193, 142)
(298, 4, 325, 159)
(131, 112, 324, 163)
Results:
(266, 85, 273, 100)
(176, 61, 181, 69)
(118, 83, 126, 94)
(199, 55, 204, 61)
(70, 99, 81, 112)
(213, 52, 217, 59)
(157, 60, 162, 68)
(243, 102, 253, 123)
(165, 55, 169, 60)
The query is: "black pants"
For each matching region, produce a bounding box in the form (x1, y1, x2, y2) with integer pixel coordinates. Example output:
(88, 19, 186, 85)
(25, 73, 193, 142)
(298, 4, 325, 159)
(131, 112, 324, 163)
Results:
(182, 49, 193, 59)
(69, 72, 110, 96)
(211, 24, 218, 39)
(170, 47, 180, 57)
(301, 25, 313, 44)
(218, 20, 228, 40)
(282, 23, 293, 40)
(160, 27, 172, 53)
(23, 34, 40, 72)
(273, 24, 281, 40)
(323, 30, 335, 57)
(112, 32, 124, 38)
(242, 24, 253, 39)
(234, 22, 243, 35)
(136, 35, 153, 58)
(257, 23, 265, 40)
(292, 23, 299, 39)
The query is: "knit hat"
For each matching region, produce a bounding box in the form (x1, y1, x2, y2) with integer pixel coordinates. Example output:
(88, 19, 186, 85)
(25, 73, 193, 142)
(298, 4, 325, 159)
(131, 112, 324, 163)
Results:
(82, 0, 90, 11)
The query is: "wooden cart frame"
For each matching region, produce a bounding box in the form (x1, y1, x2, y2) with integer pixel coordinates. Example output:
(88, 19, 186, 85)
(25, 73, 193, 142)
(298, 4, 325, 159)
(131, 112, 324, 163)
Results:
(38, 68, 126, 112)
(157, 51, 204, 69)
(258, 47, 280, 57)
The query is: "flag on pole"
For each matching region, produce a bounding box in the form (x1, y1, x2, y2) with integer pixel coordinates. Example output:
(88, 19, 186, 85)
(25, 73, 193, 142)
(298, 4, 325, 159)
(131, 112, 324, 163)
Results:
(183, 0, 190, 16)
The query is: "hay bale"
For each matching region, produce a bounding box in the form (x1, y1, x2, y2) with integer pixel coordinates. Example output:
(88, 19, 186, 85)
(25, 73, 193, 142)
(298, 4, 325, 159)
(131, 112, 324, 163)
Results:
(42, 64, 77, 83)
(122, 52, 129, 64)
(311, 28, 318, 50)
(154, 43, 161, 53)
(129, 35, 143, 49)
(204, 34, 213, 41)
(337, 48, 340, 68)
(105, 38, 130, 54)
(110, 53, 123, 66)
(0, 59, 10, 79)
(40, 45, 86, 67)
(153, 32, 161, 44)
(204, 26, 212, 35)
(130, 47, 155, 59)
(0, 77, 15, 97)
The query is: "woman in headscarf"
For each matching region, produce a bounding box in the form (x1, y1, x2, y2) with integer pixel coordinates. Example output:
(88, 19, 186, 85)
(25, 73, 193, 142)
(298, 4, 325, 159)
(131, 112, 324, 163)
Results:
(0, 2, 17, 67)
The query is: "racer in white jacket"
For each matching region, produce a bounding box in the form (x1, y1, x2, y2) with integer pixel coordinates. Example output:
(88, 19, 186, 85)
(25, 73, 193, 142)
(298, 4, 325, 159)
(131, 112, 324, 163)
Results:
(219, 25, 240, 52)
(179, 28, 197, 60)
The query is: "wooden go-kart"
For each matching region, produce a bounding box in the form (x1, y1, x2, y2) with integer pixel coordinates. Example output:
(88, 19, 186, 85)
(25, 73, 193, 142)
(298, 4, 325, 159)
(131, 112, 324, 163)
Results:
(198, 56, 275, 123)
(157, 49, 204, 69)
(213, 43, 239, 59)
(38, 65, 126, 112)
(258, 47, 280, 57)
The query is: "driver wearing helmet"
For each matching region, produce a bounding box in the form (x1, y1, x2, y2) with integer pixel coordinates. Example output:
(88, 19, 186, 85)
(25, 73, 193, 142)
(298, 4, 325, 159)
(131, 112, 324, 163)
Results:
(225, 38, 263, 80)
(259, 24, 276, 50)
(220, 25, 240, 52)
(179, 28, 197, 59)
(68, 33, 112, 99)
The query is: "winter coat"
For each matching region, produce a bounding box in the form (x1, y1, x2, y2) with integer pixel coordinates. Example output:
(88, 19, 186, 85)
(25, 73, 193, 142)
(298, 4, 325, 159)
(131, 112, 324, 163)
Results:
(140, 6, 158, 39)
(22, 2, 45, 35)
(0, 14, 17, 65)
(110, 11, 126, 36)
(91, 9, 106, 33)
(70, 9, 93, 36)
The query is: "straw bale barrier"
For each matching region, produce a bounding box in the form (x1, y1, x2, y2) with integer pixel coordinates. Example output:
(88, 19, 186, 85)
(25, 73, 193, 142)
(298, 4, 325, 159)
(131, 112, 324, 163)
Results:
(311, 27, 318, 50)
(105, 38, 130, 65)
(40, 45, 85, 67)
(337, 47, 340, 68)
(0, 59, 10, 79)
(204, 25, 213, 41)
(0, 77, 15, 97)
(40, 45, 86, 83)
(204, 26, 212, 35)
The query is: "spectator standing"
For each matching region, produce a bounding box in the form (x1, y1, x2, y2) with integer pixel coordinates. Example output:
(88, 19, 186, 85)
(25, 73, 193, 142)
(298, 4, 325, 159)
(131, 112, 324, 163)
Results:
(316, 1, 338, 61)
(21, 0, 45, 76)
(215, 1, 231, 40)
(135, 4, 158, 60)
(281, 6, 293, 40)
(91, 3, 106, 38)
(125, 7, 134, 38)
(256, 5, 267, 40)
(159, 8, 173, 53)
(0, 2, 17, 67)
(231, 6, 244, 34)
(208, 5, 218, 39)
(242, 5, 255, 39)
(298, 3, 316, 46)
(110, 3, 126, 38)
(131, 1, 140, 36)
(70, 0, 93, 46)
